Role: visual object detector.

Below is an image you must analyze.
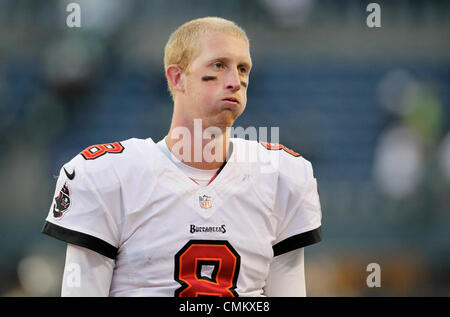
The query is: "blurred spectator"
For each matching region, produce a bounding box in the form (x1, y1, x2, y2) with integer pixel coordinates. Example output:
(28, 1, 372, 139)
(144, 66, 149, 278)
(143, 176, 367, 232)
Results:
(259, 0, 316, 27)
(373, 124, 425, 200)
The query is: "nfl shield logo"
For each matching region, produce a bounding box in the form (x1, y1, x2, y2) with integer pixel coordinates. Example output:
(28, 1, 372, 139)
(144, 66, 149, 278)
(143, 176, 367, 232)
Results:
(199, 195, 212, 209)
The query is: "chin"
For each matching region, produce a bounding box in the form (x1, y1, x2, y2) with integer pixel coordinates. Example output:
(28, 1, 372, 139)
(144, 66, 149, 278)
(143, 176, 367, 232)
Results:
(206, 112, 236, 129)
(203, 104, 244, 128)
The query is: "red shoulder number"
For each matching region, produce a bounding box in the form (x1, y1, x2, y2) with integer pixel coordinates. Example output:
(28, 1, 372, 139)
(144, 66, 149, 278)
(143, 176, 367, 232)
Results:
(80, 142, 124, 160)
(259, 141, 300, 157)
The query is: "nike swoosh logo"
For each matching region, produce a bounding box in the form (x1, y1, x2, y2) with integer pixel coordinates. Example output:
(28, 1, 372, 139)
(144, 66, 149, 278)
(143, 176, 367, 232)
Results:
(64, 168, 75, 180)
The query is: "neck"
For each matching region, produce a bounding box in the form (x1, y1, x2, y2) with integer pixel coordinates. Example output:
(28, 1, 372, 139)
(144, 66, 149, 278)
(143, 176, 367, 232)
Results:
(166, 117, 231, 170)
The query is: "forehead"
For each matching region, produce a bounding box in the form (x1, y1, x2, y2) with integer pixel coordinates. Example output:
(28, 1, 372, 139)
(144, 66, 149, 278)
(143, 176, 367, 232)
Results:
(192, 32, 251, 66)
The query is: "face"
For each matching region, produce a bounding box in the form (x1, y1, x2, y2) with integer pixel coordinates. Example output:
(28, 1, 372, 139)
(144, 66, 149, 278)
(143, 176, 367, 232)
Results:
(180, 32, 252, 128)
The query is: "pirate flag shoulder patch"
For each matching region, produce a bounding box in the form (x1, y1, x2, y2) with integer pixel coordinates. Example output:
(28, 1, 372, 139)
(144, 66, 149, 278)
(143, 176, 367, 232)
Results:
(53, 183, 71, 219)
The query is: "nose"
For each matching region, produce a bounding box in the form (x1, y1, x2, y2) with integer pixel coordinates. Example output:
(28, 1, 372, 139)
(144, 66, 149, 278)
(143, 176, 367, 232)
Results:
(225, 68, 241, 92)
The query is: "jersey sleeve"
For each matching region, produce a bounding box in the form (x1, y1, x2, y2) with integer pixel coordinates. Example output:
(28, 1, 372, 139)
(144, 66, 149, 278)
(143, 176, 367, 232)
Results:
(62, 244, 115, 296)
(42, 154, 122, 260)
(272, 157, 322, 256)
(264, 248, 306, 296)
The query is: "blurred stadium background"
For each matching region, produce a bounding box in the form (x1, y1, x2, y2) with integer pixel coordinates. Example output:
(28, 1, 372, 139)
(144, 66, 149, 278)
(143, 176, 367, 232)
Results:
(0, 0, 449, 296)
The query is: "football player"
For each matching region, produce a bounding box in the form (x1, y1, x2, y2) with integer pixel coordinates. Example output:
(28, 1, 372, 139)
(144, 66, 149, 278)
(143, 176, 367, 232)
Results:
(42, 17, 322, 297)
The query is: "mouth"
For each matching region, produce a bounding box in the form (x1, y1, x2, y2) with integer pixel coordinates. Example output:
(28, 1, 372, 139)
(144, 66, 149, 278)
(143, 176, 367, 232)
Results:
(222, 97, 240, 105)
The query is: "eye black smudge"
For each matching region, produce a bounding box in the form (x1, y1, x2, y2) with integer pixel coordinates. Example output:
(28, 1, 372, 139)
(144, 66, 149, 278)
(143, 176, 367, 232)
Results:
(202, 76, 217, 81)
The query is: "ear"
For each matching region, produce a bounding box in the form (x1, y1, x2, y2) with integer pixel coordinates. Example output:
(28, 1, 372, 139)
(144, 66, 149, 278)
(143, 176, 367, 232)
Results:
(166, 65, 185, 93)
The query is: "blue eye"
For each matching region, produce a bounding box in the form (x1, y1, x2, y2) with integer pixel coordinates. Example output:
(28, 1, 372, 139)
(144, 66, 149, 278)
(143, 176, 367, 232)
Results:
(214, 62, 223, 69)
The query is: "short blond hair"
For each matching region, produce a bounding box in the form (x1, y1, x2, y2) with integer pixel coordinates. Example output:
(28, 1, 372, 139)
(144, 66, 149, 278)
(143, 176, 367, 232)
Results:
(164, 17, 249, 98)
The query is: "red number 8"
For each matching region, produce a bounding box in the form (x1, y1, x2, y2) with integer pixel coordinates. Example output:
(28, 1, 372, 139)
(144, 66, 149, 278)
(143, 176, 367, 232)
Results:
(174, 240, 240, 297)
(80, 142, 124, 160)
(259, 141, 300, 157)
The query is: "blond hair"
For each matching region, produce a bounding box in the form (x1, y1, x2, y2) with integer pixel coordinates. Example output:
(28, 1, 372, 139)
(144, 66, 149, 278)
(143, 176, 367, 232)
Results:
(164, 17, 249, 98)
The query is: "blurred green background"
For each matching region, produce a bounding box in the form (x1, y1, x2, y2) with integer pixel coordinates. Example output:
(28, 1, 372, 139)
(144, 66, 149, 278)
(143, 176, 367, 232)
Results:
(0, 0, 449, 296)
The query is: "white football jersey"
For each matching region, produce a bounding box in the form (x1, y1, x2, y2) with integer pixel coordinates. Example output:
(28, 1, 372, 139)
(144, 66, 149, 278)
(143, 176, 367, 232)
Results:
(42, 137, 322, 297)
